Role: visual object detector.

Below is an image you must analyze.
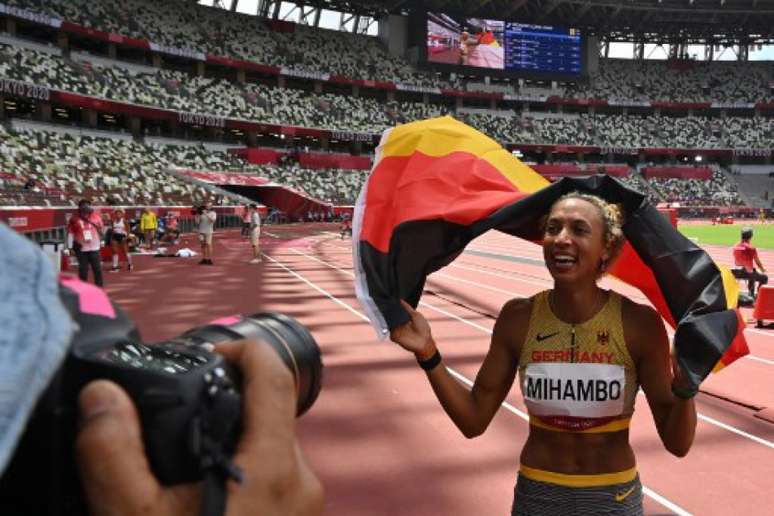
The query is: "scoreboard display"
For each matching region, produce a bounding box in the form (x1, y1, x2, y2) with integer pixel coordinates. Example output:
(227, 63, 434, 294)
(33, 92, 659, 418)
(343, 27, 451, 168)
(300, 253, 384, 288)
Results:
(504, 24, 582, 74)
(425, 12, 583, 77)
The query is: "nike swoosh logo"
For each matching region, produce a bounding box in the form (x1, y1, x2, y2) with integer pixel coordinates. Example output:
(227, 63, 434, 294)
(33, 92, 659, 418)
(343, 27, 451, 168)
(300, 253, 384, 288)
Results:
(535, 331, 560, 342)
(615, 486, 637, 503)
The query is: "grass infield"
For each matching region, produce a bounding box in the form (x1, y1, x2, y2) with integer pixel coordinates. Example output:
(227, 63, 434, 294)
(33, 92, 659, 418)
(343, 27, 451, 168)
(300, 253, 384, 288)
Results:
(678, 223, 774, 249)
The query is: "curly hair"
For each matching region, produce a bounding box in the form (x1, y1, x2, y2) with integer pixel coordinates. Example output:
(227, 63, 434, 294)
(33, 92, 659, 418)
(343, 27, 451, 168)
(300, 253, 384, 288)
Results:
(552, 192, 627, 270)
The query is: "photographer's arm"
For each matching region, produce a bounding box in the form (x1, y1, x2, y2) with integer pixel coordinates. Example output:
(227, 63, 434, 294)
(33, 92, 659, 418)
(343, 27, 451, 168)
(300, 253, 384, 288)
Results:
(75, 340, 323, 516)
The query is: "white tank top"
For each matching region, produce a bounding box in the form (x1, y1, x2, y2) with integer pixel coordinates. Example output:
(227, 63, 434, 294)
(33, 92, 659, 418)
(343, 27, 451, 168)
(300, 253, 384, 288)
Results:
(112, 218, 127, 235)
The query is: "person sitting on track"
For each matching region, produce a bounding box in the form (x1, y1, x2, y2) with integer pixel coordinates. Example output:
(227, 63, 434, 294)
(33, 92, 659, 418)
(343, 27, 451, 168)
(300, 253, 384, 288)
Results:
(391, 192, 698, 516)
(732, 227, 768, 298)
(339, 214, 352, 240)
(161, 212, 180, 245)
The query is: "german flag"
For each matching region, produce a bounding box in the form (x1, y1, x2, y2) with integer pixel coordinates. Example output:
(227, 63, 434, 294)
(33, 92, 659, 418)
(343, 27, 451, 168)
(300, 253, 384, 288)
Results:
(353, 116, 748, 388)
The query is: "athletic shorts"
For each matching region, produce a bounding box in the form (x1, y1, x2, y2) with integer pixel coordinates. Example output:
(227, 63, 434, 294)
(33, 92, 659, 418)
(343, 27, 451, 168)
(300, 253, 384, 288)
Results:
(199, 232, 213, 246)
(250, 227, 261, 245)
(512, 467, 643, 516)
(111, 233, 126, 243)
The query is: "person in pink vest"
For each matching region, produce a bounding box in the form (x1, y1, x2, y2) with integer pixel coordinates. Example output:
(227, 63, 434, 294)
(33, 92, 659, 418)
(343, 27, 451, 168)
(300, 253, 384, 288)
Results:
(67, 199, 105, 286)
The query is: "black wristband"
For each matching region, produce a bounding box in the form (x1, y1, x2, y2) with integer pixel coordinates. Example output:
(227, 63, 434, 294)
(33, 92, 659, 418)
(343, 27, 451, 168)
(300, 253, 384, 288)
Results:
(671, 384, 698, 400)
(417, 350, 442, 371)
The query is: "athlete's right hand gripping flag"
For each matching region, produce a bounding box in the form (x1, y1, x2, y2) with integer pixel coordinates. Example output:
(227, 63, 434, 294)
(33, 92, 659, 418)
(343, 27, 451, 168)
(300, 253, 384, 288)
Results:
(353, 116, 748, 390)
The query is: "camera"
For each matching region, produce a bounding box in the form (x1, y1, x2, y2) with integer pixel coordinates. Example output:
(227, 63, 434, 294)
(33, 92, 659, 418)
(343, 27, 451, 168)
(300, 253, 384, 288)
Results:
(0, 278, 323, 515)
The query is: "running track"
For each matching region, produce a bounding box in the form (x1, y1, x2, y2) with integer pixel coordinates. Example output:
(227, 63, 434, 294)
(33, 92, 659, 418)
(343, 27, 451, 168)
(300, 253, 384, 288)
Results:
(101, 224, 774, 516)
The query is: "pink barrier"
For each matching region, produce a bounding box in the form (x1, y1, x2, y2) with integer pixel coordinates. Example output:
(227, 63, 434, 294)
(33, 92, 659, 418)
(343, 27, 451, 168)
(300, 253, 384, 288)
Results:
(532, 164, 583, 176)
(642, 167, 712, 180)
(243, 148, 284, 165)
(298, 153, 371, 170)
(530, 164, 631, 179)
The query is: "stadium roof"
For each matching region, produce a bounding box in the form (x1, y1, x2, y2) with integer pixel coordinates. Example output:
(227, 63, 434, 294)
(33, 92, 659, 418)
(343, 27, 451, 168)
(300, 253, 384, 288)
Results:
(278, 0, 774, 42)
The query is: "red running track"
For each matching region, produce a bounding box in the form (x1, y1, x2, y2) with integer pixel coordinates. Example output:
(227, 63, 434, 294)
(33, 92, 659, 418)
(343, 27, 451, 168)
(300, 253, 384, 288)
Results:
(99, 224, 774, 516)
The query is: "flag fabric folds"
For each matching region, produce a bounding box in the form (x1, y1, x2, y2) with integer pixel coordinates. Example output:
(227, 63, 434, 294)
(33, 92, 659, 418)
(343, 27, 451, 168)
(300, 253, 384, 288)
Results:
(353, 116, 748, 389)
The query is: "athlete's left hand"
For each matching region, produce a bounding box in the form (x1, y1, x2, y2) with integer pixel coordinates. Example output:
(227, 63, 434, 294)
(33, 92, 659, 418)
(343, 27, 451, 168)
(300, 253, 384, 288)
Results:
(670, 353, 693, 391)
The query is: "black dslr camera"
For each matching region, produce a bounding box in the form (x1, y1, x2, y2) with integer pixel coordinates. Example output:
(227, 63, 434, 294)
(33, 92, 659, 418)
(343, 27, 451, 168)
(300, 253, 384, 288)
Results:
(0, 279, 323, 515)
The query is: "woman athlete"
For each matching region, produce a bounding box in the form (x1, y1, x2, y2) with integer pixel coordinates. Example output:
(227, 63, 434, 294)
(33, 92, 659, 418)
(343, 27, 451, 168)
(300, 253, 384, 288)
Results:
(390, 192, 697, 515)
(109, 209, 133, 272)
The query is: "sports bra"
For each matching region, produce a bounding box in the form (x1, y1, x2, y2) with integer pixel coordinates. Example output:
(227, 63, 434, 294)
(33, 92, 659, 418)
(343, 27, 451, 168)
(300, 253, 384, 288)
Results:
(518, 290, 638, 433)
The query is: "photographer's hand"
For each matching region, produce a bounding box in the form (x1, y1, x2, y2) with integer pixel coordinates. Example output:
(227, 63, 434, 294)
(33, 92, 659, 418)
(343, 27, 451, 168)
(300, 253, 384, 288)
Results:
(76, 340, 323, 516)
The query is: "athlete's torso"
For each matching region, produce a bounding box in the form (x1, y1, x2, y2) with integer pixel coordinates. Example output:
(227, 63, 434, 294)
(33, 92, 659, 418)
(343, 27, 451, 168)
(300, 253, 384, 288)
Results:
(518, 290, 639, 434)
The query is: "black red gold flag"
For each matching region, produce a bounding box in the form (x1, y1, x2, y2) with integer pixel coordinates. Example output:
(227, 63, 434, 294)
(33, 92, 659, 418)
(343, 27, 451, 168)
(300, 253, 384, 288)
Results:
(353, 116, 747, 388)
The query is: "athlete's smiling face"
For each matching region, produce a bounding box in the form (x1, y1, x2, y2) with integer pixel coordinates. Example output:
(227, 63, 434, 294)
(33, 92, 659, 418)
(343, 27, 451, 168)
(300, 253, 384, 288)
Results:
(543, 198, 608, 284)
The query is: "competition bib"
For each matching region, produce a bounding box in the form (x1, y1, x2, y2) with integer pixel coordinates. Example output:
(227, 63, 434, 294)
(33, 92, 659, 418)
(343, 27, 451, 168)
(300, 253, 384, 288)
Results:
(83, 230, 93, 242)
(522, 363, 625, 419)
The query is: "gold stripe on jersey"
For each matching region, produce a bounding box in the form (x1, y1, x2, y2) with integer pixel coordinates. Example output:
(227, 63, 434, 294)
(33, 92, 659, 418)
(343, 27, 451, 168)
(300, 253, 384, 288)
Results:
(519, 290, 639, 432)
(519, 465, 638, 488)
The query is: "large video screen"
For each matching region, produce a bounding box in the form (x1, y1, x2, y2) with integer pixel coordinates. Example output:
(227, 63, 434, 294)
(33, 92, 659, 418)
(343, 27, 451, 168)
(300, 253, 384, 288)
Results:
(426, 13, 582, 75)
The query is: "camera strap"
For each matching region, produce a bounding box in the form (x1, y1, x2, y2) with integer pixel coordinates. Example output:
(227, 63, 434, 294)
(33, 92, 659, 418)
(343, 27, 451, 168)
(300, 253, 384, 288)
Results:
(193, 370, 243, 516)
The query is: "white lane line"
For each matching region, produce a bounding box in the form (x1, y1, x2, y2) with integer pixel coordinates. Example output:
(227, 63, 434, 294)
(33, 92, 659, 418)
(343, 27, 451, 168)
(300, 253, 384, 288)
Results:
(277, 249, 695, 515)
(641, 487, 692, 516)
(431, 271, 528, 297)
(291, 249, 495, 334)
(697, 413, 774, 450)
(744, 355, 774, 365)
(262, 253, 370, 323)
(299, 246, 774, 449)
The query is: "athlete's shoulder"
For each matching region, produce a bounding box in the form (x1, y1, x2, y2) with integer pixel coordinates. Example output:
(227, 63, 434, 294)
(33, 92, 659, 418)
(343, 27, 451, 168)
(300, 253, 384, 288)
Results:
(499, 294, 538, 320)
(619, 294, 662, 327)
(619, 294, 667, 362)
(493, 297, 534, 352)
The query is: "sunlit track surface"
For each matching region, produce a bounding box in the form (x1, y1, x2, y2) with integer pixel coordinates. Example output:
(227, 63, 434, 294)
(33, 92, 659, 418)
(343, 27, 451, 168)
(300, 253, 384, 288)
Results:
(102, 224, 774, 516)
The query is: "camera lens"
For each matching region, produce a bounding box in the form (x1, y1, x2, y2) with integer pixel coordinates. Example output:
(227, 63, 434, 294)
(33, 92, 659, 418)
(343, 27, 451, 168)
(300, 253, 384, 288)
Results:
(177, 313, 323, 416)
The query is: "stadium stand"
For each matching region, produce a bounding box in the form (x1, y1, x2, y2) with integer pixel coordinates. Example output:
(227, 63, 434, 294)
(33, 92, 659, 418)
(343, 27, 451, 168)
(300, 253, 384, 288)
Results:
(1, 0, 455, 88)
(0, 120, 244, 206)
(0, 0, 768, 212)
(728, 165, 774, 208)
(564, 59, 773, 104)
(643, 168, 744, 207)
(1, 39, 771, 151)
(251, 163, 367, 205)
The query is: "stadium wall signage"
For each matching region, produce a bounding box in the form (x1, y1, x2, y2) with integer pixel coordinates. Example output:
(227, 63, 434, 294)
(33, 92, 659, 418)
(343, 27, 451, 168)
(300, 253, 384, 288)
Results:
(711, 102, 756, 109)
(149, 42, 206, 61)
(280, 67, 330, 81)
(0, 3, 61, 28)
(732, 148, 771, 158)
(330, 131, 375, 142)
(0, 79, 50, 101)
(607, 100, 651, 108)
(178, 112, 225, 128)
(600, 146, 639, 155)
(396, 84, 441, 94)
(505, 93, 549, 102)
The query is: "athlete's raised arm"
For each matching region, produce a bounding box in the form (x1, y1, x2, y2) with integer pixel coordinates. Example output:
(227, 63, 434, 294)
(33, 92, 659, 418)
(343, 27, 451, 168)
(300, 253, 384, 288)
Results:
(391, 298, 529, 438)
